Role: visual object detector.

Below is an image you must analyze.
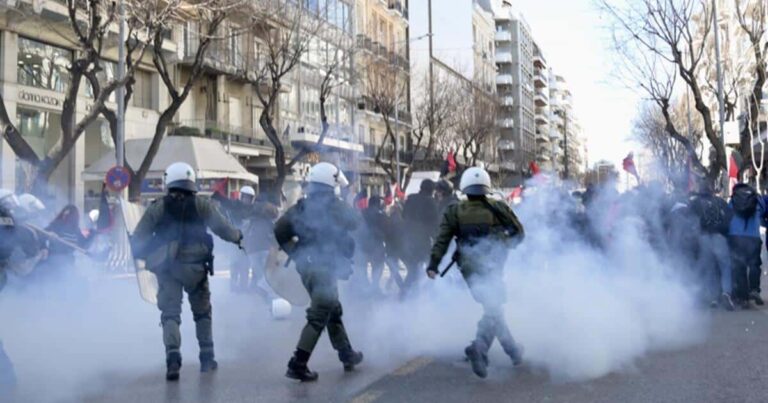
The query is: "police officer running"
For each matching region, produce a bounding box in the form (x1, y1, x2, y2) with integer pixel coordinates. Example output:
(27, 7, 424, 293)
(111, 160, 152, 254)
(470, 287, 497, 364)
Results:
(132, 162, 242, 381)
(426, 167, 525, 378)
(274, 162, 363, 382)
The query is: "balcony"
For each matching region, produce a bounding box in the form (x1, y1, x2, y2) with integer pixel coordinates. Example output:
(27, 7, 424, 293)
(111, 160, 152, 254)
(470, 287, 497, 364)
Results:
(495, 31, 512, 42)
(536, 131, 549, 143)
(500, 96, 514, 106)
(497, 139, 515, 150)
(496, 74, 513, 86)
(290, 129, 363, 153)
(497, 118, 514, 128)
(171, 120, 269, 148)
(388, 1, 406, 18)
(534, 73, 547, 88)
(534, 93, 548, 107)
(533, 55, 546, 69)
(495, 51, 512, 64)
(356, 34, 372, 51)
(535, 109, 549, 125)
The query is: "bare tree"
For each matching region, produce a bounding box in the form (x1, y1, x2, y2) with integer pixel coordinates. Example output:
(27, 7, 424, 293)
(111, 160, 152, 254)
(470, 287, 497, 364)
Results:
(455, 85, 498, 167)
(633, 100, 704, 189)
(735, 0, 767, 172)
(238, 0, 332, 196)
(601, 0, 726, 186)
(0, 0, 175, 194)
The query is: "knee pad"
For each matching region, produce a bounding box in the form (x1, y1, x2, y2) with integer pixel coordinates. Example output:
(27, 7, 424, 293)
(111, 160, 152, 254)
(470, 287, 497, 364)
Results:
(193, 310, 212, 322)
(161, 315, 182, 326)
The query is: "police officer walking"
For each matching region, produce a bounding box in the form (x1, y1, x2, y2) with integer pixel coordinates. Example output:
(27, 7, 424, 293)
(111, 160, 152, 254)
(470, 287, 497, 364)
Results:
(274, 162, 363, 382)
(426, 167, 525, 378)
(132, 162, 242, 381)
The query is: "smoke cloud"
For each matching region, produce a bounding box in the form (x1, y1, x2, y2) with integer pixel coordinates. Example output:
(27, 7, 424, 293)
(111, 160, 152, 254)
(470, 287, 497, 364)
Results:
(0, 181, 711, 403)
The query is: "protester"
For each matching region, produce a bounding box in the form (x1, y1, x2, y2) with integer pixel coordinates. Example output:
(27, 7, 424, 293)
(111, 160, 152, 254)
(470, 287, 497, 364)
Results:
(360, 196, 388, 294)
(400, 180, 439, 298)
(689, 183, 734, 310)
(728, 183, 765, 308)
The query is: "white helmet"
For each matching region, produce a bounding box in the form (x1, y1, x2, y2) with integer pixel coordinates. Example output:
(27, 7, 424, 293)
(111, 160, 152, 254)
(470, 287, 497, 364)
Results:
(240, 185, 256, 199)
(460, 167, 492, 196)
(164, 162, 197, 192)
(307, 162, 349, 192)
(18, 193, 45, 214)
(0, 189, 19, 211)
(88, 209, 100, 223)
(270, 298, 292, 320)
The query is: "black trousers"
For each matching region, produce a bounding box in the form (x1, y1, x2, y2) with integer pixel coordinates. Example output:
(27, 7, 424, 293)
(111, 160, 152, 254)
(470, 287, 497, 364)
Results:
(729, 236, 762, 301)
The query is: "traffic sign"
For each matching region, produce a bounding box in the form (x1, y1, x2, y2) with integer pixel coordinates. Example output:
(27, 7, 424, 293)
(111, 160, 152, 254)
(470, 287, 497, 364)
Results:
(105, 165, 131, 192)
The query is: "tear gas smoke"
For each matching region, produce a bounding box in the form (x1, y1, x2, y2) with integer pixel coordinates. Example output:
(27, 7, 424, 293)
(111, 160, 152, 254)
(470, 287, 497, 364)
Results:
(357, 181, 707, 382)
(0, 181, 711, 403)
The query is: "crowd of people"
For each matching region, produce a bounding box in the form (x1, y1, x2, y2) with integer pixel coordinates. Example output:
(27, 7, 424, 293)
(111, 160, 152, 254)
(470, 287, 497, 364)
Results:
(5, 159, 768, 388)
(573, 180, 768, 311)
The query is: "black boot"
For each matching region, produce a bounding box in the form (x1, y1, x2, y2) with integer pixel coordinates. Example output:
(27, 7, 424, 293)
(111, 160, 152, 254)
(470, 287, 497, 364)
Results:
(286, 350, 318, 382)
(465, 343, 488, 379)
(166, 352, 182, 381)
(506, 343, 524, 366)
(339, 348, 364, 372)
(200, 352, 218, 373)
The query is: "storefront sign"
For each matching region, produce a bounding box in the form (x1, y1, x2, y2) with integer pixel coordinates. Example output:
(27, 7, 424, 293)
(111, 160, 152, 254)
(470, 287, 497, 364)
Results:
(17, 89, 64, 108)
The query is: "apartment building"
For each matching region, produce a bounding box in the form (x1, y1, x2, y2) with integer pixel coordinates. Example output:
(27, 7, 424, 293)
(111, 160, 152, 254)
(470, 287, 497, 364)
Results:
(532, 42, 551, 171)
(548, 71, 583, 180)
(354, 0, 410, 191)
(493, 1, 534, 186)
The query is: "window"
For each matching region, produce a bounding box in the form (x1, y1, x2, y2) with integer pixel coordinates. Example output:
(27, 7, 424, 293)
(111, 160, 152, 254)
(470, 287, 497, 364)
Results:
(17, 37, 72, 92)
(132, 70, 153, 109)
(17, 108, 61, 158)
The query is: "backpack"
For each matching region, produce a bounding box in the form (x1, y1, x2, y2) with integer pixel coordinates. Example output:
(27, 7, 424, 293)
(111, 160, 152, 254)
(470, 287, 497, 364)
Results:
(731, 184, 758, 219)
(691, 195, 727, 233)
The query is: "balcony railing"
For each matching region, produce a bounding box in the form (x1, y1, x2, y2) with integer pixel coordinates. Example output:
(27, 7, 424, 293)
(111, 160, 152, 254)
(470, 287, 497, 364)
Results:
(497, 118, 514, 128)
(500, 96, 514, 106)
(495, 31, 512, 42)
(496, 74, 513, 86)
(171, 120, 269, 147)
(495, 51, 512, 64)
(388, 0, 406, 18)
(534, 93, 548, 106)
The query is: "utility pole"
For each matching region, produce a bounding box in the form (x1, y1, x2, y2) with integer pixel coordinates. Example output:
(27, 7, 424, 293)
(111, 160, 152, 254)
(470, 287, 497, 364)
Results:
(712, 0, 728, 195)
(427, 0, 434, 131)
(116, 0, 126, 168)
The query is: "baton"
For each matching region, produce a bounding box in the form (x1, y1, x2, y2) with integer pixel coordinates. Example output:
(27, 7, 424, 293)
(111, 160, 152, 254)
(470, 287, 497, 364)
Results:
(439, 259, 457, 277)
(24, 223, 91, 255)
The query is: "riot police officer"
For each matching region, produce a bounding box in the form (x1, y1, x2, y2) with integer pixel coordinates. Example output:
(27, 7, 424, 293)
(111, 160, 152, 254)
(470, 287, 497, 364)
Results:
(426, 167, 525, 378)
(274, 162, 363, 382)
(132, 162, 242, 381)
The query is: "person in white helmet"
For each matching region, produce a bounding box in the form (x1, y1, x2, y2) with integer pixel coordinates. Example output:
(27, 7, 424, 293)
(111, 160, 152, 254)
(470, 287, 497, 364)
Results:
(17, 193, 47, 226)
(274, 162, 362, 382)
(426, 166, 525, 379)
(131, 162, 243, 381)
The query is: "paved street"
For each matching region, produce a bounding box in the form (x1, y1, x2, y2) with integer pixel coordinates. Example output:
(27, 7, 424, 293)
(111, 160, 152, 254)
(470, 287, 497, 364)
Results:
(4, 272, 768, 403)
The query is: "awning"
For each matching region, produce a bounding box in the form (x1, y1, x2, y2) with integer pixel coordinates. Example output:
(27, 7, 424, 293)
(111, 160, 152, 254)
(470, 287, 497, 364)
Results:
(83, 136, 259, 184)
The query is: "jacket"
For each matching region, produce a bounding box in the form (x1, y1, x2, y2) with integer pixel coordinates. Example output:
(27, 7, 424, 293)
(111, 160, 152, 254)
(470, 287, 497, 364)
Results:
(132, 192, 242, 273)
(728, 197, 766, 239)
(428, 198, 524, 276)
(273, 192, 358, 275)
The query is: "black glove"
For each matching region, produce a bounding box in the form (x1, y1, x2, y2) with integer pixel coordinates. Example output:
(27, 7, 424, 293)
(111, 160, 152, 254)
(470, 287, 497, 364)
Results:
(426, 264, 439, 277)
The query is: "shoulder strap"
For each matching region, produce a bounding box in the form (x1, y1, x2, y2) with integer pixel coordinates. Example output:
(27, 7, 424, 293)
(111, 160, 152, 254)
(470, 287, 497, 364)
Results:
(479, 198, 520, 237)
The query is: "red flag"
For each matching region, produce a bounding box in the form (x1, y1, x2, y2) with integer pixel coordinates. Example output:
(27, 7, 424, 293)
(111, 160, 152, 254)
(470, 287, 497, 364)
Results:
(728, 153, 739, 179)
(447, 150, 457, 173)
(395, 183, 405, 200)
(508, 186, 523, 201)
(384, 185, 393, 206)
(622, 152, 640, 180)
(529, 161, 540, 176)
